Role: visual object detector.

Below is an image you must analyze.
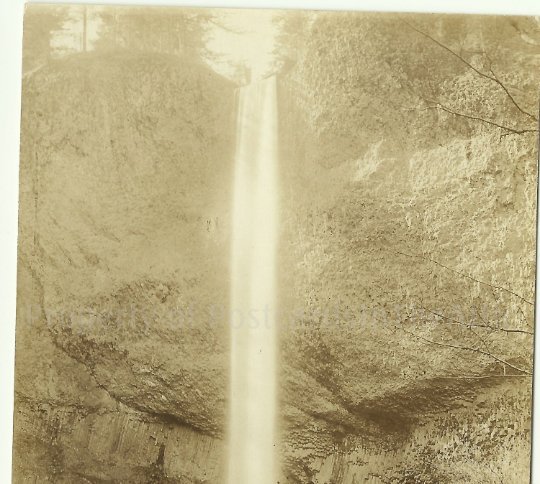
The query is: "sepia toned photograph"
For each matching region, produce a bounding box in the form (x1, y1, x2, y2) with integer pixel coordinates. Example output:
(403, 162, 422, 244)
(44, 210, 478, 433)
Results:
(13, 3, 539, 483)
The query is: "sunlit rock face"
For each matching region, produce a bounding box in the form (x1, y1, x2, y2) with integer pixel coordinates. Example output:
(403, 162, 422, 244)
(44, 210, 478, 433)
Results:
(14, 52, 236, 482)
(275, 12, 536, 484)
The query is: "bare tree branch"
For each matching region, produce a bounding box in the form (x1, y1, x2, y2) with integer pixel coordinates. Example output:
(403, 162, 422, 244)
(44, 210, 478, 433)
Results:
(434, 374, 531, 379)
(390, 248, 534, 306)
(423, 99, 538, 135)
(208, 18, 244, 34)
(413, 303, 512, 368)
(397, 325, 532, 375)
(420, 304, 533, 335)
(403, 20, 539, 121)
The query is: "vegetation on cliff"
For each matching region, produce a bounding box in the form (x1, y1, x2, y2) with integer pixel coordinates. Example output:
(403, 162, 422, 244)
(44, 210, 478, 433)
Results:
(15, 50, 235, 481)
(276, 11, 537, 483)
(13, 7, 539, 484)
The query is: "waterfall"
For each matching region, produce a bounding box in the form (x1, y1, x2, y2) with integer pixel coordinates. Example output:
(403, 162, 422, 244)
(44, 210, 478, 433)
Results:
(228, 76, 279, 484)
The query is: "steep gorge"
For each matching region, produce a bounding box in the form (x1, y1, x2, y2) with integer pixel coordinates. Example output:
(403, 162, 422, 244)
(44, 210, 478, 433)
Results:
(13, 12, 539, 484)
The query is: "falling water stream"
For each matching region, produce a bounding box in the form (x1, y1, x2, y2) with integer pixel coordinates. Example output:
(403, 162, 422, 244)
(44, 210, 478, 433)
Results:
(228, 77, 279, 484)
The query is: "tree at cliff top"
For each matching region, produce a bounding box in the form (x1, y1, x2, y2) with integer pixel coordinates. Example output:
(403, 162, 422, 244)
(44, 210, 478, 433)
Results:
(22, 4, 72, 73)
(94, 7, 214, 61)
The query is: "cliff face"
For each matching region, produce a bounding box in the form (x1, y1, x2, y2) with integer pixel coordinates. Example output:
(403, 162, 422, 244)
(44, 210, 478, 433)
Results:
(13, 12, 538, 484)
(275, 12, 537, 484)
(14, 51, 236, 482)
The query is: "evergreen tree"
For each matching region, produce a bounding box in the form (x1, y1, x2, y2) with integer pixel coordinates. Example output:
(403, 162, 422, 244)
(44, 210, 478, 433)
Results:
(23, 5, 71, 73)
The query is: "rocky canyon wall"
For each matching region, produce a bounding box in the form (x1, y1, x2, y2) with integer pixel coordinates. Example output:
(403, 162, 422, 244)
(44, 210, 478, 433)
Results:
(14, 51, 236, 483)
